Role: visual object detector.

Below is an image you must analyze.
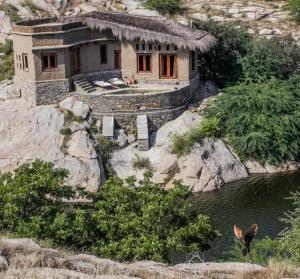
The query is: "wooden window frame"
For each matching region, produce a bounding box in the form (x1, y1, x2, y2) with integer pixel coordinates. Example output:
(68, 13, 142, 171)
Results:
(22, 53, 29, 72)
(42, 53, 58, 72)
(100, 44, 108, 64)
(137, 54, 152, 73)
(159, 54, 177, 79)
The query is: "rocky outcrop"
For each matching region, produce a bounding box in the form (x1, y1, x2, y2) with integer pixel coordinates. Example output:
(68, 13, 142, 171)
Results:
(0, 11, 11, 44)
(0, 237, 267, 279)
(111, 110, 249, 192)
(0, 99, 104, 192)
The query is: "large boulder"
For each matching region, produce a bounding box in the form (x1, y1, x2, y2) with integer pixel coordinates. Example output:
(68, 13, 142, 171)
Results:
(59, 97, 90, 119)
(0, 99, 104, 192)
(110, 111, 249, 192)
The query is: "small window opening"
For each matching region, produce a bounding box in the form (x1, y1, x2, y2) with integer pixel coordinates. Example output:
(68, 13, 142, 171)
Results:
(136, 44, 139, 51)
(22, 53, 29, 71)
(142, 44, 145, 51)
(166, 45, 170, 51)
(100, 44, 107, 64)
(149, 44, 152, 51)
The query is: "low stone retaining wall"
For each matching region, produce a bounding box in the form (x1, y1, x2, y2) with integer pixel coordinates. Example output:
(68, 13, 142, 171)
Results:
(76, 86, 190, 113)
(93, 105, 187, 132)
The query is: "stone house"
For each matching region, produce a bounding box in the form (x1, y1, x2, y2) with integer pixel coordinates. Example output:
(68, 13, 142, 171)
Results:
(11, 11, 216, 138)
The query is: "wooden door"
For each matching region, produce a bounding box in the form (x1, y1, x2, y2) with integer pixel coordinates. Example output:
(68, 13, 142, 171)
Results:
(159, 54, 177, 79)
(114, 50, 121, 70)
(70, 48, 80, 75)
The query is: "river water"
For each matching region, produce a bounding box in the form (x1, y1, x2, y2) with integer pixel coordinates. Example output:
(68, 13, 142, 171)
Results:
(188, 171, 300, 261)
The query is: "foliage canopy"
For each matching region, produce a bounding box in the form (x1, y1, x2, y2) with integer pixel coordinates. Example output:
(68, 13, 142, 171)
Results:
(0, 161, 219, 262)
(204, 76, 300, 164)
(141, 0, 182, 15)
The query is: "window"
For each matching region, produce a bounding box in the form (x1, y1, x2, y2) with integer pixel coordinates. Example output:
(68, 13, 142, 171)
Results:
(137, 54, 152, 73)
(42, 54, 57, 71)
(191, 51, 196, 71)
(100, 44, 107, 64)
(136, 43, 139, 51)
(149, 44, 152, 51)
(158, 45, 161, 51)
(22, 53, 29, 71)
(142, 44, 145, 51)
(174, 46, 178, 51)
(166, 45, 170, 51)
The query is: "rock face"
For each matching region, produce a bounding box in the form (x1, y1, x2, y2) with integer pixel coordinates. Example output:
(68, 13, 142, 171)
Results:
(111, 111, 249, 192)
(59, 96, 90, 119)
(0, 236, 267, 279)
(0, 11, 11, 44)
(0, 99, 104, 192)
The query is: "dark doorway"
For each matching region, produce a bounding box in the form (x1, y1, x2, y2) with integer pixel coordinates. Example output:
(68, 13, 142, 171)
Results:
(70, 47, 80, 75)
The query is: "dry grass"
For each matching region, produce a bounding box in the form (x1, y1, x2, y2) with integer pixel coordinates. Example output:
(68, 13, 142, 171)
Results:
(233, 259, 300, 279)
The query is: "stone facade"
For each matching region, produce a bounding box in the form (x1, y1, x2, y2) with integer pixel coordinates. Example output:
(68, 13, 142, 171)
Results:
(13, 78, 70, 105)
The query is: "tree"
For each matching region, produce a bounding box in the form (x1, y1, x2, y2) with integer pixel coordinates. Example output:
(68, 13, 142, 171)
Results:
(279, 191, 300, 263)
(241, 36, 300, 82)
(284, 0, 300, 24)
(195, 20, 252, 87)
(0, 161, 219, 262)
(204, 76, 300, 164)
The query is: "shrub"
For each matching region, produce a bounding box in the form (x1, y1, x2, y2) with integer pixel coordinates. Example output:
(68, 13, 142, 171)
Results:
(242, 36, 300, 82)
(142, 0, 182, 15)
(284, 0, 300, 24)
(205, 76, 300, 164)
(0, 39, 14, 81)
(0, 161, 219, 262)
(195, 20, 252, 87)
(200, 116, 221, 138)
(132, 154, 152, 170)
(170, 126, 204, 156)
(96, 135, 117, 176)
(227, 236, 281, 265)
(64, 110, 84, 123)
(279, 191, 300, 263)
(59, 128, 72, 136)
(0, 4, 21, 22)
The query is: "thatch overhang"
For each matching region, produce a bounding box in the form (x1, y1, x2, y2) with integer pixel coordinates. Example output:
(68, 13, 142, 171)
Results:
(61, 11, 217, 52)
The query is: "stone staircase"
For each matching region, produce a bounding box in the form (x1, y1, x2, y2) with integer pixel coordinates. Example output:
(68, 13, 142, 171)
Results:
(74, 79, 96, 94)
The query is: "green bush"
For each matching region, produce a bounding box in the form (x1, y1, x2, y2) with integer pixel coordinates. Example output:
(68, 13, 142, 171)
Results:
(279, 191, 300, 263)
(242, 36, 300, 82)
(0, 4, 21, 22)
(0, 161, 219, 262)
(142, 0, 182, 15)
(205, 76, 300, 164)
(0, 39, 14, 81)
(200, 116, 221, 138)
(170, 126, 204, 156)
(227, 236, 281, 265)
(284, 0, 300, 24)
(132, 154, 152, 171)
(195, 20, 252, 87)
(59, 128, 72, 136)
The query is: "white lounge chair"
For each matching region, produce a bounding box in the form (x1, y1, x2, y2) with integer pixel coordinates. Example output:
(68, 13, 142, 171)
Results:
(108, 78, 128, 88)
(93, 80, 115, 89)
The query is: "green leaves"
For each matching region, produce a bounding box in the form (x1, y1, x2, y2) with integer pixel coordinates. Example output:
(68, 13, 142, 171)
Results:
(0, 161, 219, 263)
(284, 0, 300, 24)
(205, 77, 300, 164)
(142, 0, 181, 15)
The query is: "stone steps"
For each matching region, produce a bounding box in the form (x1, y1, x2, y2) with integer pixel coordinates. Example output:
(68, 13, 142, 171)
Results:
(74, 79, 96, 94)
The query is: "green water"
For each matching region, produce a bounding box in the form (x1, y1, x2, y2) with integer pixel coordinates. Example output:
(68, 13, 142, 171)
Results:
(188, 171, 300, 262)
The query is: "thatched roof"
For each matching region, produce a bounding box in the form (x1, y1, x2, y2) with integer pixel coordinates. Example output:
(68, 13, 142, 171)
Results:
(61, 11, 216, 51)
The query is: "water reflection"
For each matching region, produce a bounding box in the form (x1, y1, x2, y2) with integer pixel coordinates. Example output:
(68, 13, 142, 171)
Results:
(189, 171, 300, 261)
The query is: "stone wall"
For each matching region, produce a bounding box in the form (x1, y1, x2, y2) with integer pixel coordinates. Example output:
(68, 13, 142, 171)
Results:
(75, 86, 190, 114)
(13, 78, 70, 105)
(92, 105, 187, 132)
